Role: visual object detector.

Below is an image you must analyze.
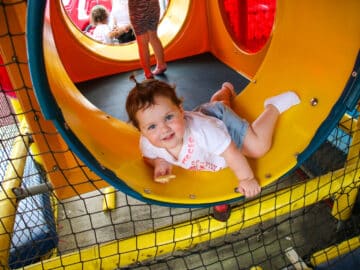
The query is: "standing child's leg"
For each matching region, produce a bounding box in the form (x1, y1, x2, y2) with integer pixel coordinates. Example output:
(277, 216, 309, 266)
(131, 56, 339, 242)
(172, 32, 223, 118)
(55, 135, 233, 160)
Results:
(149, 31, 167, 75)
(135, 33, 153, 79)
(242, 91, 300, 158)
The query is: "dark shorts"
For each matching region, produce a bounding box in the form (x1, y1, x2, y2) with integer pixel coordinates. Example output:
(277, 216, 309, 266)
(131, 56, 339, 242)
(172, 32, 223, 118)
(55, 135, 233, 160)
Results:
(195, 102, 249, 149)
(128, 0, 160, 35)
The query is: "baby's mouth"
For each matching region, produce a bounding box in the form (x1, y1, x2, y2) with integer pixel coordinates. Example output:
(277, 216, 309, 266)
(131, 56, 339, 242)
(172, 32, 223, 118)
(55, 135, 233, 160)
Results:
(162, 132, 175, 141)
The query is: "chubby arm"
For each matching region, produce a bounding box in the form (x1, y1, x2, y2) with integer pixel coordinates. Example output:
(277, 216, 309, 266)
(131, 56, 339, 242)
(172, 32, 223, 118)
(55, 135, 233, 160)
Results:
(143, 157, 173, 183)
(221, 141, 261, 198)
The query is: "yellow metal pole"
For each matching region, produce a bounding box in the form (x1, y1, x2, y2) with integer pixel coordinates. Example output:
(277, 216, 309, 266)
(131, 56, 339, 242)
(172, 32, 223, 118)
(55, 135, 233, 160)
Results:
(102, 186, 116, 211)
(0, 120, 30, 268)
(331, 111, 360, 220)
(23, 163, 360, 270)
(342, 112, 360, 166)
(331, 188, 359, 221)
(9, 98, 24, 124)
(310, 235, 360, 266)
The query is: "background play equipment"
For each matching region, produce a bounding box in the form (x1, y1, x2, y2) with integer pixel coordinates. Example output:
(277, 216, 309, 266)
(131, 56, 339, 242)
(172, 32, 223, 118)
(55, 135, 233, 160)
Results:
(1, 0, 360, 269)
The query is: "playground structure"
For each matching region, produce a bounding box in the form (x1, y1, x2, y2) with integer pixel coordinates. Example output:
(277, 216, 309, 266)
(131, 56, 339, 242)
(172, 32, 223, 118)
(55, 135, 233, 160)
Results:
(0, 0, 360, 269)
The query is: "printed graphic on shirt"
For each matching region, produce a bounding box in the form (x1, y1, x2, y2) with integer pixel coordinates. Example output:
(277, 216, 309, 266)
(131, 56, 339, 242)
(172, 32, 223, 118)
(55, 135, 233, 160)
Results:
(181, 136, 223, 171)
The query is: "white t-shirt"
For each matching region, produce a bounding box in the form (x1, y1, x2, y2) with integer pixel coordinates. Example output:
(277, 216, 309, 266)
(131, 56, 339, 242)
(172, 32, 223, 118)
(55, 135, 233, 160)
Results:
(140, 111, 232, 172)
(109, 0, 130, 28)
(92, 24, 113, 44)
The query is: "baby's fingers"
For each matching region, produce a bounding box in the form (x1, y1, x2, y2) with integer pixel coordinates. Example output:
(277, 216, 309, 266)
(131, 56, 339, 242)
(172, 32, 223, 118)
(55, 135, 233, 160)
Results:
(246, 186, 261, 198)
(235, 186, 245, 195)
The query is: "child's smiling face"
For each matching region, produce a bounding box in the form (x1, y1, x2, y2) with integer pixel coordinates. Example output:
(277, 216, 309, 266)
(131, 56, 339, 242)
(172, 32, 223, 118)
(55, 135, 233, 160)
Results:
(136, 95, 185, 155)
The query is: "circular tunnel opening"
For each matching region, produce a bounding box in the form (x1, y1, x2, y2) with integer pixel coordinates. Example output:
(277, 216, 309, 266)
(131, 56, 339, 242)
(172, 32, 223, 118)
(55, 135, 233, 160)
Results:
(61, 0, 170, 46)
(57, 0, 189, 62)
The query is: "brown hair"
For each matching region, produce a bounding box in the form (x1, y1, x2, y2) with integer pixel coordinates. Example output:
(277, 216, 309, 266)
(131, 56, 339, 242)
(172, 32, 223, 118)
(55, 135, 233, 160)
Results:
(126, 75, 183, 129)
(90, 5, 109, 25)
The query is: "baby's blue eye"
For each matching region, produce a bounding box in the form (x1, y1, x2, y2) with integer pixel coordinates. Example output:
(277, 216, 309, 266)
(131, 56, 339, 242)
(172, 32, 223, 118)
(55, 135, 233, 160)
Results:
(148, 124, 156, 130)
(165, 114, 174, 121)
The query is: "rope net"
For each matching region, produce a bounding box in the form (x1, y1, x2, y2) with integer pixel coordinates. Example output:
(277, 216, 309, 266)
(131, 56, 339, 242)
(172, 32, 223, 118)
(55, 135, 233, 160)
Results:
(1, 1, 360, 269)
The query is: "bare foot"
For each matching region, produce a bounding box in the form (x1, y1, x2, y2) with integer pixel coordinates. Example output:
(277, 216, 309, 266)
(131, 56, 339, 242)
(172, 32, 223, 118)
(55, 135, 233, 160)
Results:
(210, 82, 236, 107)
(152, 65, 167, 75)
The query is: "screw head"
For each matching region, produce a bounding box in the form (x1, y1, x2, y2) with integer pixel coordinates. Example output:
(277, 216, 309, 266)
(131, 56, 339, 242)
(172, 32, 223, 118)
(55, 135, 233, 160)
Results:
(310, 98, 318, 106)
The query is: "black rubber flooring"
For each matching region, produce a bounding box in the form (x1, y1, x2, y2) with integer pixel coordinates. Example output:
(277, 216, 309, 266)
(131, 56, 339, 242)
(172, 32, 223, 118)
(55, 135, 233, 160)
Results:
(77, 53, 250, 121)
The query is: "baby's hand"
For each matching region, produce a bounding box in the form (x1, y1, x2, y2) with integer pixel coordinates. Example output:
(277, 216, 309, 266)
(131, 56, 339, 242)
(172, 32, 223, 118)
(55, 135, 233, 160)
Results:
(153, 158, 173, 183)
(237, 178, 261, 198)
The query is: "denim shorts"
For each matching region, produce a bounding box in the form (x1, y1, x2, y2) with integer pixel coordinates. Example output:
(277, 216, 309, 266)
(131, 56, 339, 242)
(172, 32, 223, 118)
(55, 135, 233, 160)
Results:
(195, 102, 249, 148)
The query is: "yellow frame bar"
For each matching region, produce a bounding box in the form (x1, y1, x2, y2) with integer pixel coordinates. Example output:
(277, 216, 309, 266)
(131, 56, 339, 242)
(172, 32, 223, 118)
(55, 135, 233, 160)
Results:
(310, 235, 360, 266)
(331, 110, 360, 220)
(24, 163, 360, 270)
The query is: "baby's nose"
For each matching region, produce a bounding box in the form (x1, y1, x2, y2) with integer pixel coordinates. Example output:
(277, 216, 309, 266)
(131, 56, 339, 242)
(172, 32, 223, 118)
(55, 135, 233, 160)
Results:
(160, 123, 171, 132)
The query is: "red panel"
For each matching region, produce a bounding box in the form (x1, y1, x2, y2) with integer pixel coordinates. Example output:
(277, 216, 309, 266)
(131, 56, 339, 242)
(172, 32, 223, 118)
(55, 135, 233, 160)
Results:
(0, 54, 15, 97)
(221, 0, 275, 53)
